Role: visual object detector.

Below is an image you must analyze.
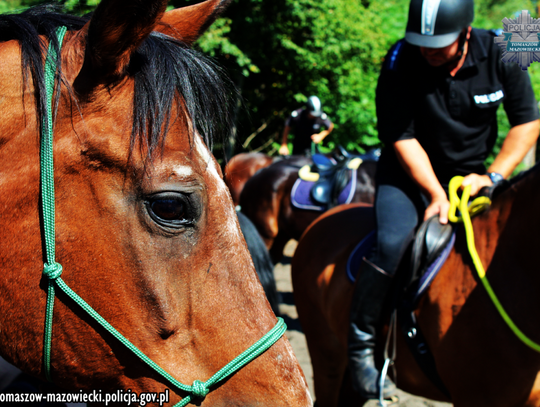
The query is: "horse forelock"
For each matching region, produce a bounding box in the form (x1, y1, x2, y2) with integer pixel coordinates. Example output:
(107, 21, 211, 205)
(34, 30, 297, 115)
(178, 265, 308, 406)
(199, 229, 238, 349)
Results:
(0, 5, 236, 163)
(129, 30, 236, 162)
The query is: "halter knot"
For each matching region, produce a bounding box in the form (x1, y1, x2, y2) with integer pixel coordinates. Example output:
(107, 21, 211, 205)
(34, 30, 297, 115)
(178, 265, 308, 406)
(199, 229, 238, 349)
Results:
(43, 262, 63, 280)
(191, 380, 209, 398)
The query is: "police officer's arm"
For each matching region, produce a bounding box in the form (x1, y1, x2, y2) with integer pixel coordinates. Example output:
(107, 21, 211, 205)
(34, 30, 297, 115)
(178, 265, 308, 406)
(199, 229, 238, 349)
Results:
(394, 139, 450, 224)
(462, 120, 540, 194)
(490, 119, 540, 176)
(311, 122, 334, 144)
(462, 51, 540, 194)
(279, 125, 291, 155)
(376, 42, 448, 222)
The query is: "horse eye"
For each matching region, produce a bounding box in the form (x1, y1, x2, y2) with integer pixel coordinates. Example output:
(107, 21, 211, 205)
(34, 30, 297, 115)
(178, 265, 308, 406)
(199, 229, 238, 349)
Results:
(150, 199, 185, 221)
(145, 193, 197, 228)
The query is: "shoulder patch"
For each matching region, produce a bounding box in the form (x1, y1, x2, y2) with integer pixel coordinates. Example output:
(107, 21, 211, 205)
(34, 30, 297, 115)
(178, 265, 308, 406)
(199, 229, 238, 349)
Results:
(385, 39, 405, 71)
(291, 110, 299, 118)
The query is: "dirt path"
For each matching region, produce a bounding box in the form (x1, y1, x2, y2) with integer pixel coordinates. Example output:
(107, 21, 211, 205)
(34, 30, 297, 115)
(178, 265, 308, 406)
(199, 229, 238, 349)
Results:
(275, 240, 453, 407)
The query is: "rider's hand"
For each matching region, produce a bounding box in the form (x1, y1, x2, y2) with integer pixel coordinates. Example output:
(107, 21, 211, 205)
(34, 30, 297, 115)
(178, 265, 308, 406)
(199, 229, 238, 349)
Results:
(424, 194, 450, 224)
(461, 173, 492, 196)
(311, 133, 324, 144)
(279, 144, 290, 155)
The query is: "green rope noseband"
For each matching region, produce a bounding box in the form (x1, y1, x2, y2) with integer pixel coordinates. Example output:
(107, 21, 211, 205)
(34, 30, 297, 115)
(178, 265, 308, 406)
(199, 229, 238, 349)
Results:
(40, 26, 287, 406)
(448, 176, 540, 353)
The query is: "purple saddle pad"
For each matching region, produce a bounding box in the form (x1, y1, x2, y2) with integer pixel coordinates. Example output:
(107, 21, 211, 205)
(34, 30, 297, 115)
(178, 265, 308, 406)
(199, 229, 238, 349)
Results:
(346, 230, 456, 302)
(291, 169, 357, 211)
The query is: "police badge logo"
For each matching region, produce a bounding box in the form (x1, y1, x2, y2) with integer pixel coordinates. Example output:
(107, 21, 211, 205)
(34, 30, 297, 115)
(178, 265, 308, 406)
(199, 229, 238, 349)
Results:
(494, 10, 540, 70)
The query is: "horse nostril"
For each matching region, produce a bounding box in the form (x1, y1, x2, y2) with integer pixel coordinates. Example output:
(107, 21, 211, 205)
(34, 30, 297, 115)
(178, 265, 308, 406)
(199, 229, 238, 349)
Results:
(159, 328, 176, 340)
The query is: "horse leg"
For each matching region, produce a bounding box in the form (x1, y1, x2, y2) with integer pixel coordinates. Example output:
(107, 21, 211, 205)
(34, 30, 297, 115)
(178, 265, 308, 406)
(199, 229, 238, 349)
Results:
(292, 204, 375, 406)
(293, 247, 361, 407)
(336, 366, 367, 407)
(294, 268, 348, 407)
(270, 231, 292, 264)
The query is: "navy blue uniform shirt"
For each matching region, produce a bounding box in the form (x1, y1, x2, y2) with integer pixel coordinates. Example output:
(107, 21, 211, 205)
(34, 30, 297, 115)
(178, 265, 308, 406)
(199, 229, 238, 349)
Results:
(376, 28, 539, 185)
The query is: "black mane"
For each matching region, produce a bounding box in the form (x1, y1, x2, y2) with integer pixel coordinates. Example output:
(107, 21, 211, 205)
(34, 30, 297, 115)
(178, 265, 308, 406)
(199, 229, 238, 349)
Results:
(0, 5, 235, 159)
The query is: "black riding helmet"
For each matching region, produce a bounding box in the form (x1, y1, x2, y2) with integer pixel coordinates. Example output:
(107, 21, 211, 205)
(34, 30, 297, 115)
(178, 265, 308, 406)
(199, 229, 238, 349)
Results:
(405, 0, 474, 48)
(306, 96, 322, 117)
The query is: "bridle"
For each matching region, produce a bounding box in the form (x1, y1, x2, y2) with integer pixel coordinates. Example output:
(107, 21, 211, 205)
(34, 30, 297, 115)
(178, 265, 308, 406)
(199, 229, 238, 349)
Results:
(40, 26, 286, 406)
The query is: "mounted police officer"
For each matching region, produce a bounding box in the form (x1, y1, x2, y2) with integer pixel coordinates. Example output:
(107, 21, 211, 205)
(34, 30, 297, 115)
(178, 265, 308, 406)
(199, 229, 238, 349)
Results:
(348, 0, 540, 399)
(279, 96, 334, 155)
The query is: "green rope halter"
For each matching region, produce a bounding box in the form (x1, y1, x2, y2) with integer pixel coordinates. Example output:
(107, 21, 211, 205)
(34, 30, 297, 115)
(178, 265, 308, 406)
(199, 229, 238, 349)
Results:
(40, 26, 287, 406)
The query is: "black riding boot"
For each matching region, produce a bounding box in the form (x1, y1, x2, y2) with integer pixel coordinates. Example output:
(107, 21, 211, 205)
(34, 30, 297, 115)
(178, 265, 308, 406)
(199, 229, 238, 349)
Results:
(348, 258, 396, 399)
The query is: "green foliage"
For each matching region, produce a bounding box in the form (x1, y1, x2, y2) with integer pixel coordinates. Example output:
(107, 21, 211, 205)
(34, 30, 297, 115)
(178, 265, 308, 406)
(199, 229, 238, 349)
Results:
(209, 0, 540, 163)
(0, 0, 100, 15)
(0, 0, 35, 13)
(1, 0, 538, 167)
(197, 18, 259, 76)
(212, 0, 414, 157)
(62, 0, 100, 15)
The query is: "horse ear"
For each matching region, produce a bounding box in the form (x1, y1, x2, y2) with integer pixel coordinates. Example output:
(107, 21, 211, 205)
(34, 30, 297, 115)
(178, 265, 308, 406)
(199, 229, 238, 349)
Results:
(78, 0, 168, 84)
(157, 0, 232, 46)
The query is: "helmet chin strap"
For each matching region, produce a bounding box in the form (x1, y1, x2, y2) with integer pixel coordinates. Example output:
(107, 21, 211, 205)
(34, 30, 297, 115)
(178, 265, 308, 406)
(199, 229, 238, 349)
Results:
(444, 28, 468, 67)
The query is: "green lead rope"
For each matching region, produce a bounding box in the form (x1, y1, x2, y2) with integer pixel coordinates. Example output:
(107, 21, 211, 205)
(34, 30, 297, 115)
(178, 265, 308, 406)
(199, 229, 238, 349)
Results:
(448, 176, 540, 353)
(40, 26, 287, 406)
(41, 25, 67, 384)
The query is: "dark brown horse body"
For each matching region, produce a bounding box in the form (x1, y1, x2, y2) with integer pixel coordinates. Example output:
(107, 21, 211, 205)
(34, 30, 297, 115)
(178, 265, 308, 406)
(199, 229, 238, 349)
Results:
(224, 152, 281, 314)
(0, 1, 312, 405)
(241, 155, 377, 262)
(292, 166, 540, 407)
(224, 152, 274, 206)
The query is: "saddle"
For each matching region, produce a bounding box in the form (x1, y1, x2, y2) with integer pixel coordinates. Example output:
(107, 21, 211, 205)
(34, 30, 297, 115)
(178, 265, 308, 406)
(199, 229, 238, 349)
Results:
(295, 147, 378, 209)
(398, 217, 455, 399)
(346, 183, 503, 399)
(409, 216, 454, 295)
(346, 217, 455, 398)
(308, 154, 358, 206)
(398, 186, 499, 399)
(346, 216, 455, 287)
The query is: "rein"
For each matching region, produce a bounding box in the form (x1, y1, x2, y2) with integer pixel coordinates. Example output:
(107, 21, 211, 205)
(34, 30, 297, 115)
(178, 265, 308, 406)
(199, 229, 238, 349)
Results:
(40, 27, 286, 406)
(448, 176, 540, 353)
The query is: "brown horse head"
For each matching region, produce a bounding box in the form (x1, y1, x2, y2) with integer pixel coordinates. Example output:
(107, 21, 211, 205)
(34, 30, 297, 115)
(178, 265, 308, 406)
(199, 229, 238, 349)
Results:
(0, 1, 312, 405)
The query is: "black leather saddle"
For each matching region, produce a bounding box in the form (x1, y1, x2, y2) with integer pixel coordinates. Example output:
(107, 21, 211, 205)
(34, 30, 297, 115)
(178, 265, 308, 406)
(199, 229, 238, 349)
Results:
(396, 215, 455, 399)
(395, 185, 501, 400)
(309, 154, 351, 206)
(307, 146, 379, 207)
(409, 215, 454, 287)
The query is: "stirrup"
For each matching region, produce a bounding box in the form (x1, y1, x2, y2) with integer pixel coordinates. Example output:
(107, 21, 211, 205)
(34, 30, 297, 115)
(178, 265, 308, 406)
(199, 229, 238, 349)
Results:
(378, 358, 398, 406)
(377, 394, 399, 406)
(379, 310, 398, 406)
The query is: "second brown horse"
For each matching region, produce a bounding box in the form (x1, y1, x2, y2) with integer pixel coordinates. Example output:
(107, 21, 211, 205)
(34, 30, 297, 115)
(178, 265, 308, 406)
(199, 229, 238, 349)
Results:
(240, 155, 377, 262)
(291, 164, 540, 407)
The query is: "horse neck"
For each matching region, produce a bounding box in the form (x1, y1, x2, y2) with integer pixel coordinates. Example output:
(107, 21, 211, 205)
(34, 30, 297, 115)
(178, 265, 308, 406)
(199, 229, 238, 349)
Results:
(469, 165, 540, 284)
(483, 165, 540, 237)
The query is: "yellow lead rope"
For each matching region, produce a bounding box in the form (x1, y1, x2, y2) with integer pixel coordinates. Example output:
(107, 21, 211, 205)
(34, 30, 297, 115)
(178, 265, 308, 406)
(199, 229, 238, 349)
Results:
(448, 176, 540, 352)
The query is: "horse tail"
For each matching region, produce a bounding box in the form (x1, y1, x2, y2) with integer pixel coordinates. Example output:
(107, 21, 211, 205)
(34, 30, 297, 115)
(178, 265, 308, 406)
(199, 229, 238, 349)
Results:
(237, 211, 281, 316)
